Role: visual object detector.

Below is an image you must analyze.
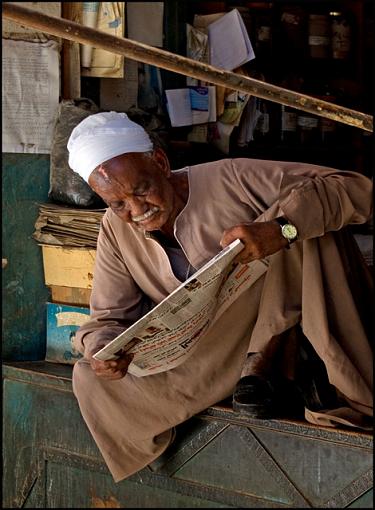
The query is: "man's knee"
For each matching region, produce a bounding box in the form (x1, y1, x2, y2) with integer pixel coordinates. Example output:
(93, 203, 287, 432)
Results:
(72, 358, 94, 397)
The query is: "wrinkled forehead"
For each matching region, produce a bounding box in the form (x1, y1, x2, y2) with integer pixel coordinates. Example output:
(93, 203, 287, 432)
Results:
(90, 152, 154, 190)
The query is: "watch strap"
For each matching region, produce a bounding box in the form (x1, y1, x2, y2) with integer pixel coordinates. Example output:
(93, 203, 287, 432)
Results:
(275, 217, 289, 228)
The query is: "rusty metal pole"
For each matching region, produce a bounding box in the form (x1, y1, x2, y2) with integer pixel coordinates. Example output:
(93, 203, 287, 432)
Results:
(2, 2, 373, 132)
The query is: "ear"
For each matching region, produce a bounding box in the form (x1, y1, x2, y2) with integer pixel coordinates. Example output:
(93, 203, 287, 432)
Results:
(152, 148, 171, 177)
(88, 168, 104, 191)
(87, 172, 97, 190)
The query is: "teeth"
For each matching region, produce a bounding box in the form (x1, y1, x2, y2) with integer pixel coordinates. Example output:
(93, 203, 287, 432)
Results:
(132, 207, 159, 223)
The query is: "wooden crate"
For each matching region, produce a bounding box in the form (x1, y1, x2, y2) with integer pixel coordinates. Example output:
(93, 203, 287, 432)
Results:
(49, 285, 92, 307)
(46, 302, 90, 364)
(41, 245, 96, 289)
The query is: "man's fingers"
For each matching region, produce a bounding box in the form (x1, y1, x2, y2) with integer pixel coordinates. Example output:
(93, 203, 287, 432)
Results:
(90, 353, 134, 380)
(96, 371, 124, 380)
(221, 221, 288, 261)
(233, 252, 252, 264)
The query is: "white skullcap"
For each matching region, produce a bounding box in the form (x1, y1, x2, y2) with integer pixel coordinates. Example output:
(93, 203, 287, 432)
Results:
(67, 111, 153, 182)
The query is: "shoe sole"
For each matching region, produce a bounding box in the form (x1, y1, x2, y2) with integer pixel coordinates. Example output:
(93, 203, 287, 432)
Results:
(232, 399, 274, 419)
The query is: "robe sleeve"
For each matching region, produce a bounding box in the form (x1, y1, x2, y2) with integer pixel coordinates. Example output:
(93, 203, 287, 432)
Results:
(74, 213, 151, 358)
(231, 159, 373, 239)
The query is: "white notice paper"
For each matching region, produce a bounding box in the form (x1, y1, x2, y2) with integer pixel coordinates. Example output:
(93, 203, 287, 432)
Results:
(208, 9, 255, 70)
(166, 87, 216, 127)
(2, 39, 60, 154)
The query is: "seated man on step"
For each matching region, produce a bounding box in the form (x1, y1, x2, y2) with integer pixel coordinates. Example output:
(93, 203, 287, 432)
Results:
(67, 111, 373, 483)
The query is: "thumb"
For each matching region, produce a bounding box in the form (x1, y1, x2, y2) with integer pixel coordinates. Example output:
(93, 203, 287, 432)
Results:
(220, 230, 237, 248)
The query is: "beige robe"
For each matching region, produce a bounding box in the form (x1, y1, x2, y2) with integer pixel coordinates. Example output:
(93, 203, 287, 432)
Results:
(72, 158, 373, 482)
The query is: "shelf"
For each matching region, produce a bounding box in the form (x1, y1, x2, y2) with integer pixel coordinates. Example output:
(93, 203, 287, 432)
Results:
(176, 0, 373, 175)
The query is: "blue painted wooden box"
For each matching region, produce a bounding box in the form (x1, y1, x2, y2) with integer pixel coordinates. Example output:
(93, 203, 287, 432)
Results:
(46, 302, 89, 364)
(2, 362, 373, 508)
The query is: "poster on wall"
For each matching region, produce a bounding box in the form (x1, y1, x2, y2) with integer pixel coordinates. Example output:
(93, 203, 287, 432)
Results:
(80, 2, 125, 78)
(2, 39, 60, 154)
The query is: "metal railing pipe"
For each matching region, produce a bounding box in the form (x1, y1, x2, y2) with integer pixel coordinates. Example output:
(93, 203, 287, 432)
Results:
(2, 2, 372, 132)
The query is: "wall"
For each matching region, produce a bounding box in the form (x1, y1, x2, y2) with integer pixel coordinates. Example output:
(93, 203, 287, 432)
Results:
(2, 154, 51, 360)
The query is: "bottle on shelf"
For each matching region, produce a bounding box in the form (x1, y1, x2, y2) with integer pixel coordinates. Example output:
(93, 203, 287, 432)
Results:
(330, 11, 352, 61)
(280, 104, 298, 144)
(279, 6, 306, 63)
(244, 2, 273, 78)
(297, 111, 320, 146)
(253, 99, 271, 143)
(254, 8, 273, 64)
(308, 13, 331, 59)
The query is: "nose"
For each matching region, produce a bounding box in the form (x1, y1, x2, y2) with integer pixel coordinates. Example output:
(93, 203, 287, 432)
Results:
(126, 196, 147, 216)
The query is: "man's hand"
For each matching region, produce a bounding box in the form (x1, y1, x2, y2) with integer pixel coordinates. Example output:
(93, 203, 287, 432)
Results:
(220, 220, 289, 264)
(88, 350, 134, 380)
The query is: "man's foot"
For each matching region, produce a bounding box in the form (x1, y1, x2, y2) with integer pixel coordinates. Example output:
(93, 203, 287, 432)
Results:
(233, 374, 306, 419)
(232, 375, 276, 418)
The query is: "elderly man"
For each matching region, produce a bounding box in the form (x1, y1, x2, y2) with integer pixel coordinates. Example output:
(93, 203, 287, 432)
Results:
(67, 111, 372, 483)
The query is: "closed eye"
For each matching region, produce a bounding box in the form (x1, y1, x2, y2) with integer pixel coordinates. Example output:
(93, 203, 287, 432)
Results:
(110, 201, 126, 212)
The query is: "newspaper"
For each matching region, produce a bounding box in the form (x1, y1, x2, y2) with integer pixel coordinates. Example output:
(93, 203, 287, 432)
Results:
(93, 239, 269, 376)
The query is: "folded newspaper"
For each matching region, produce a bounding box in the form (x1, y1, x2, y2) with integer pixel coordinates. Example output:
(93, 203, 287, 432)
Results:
(93, 239, 269, 376)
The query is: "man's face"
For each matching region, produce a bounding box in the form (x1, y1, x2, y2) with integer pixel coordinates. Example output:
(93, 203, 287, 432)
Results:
(88, 150, 180, 233)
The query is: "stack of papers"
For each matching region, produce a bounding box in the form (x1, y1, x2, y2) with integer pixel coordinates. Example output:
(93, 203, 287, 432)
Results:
(33, 203, 106, 248)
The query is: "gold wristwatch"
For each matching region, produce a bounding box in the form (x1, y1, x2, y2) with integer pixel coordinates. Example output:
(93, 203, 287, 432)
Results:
(275, 217, 298, 245)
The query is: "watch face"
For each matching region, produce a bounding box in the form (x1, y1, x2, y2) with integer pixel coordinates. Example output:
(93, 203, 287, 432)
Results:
(282, 224, 298, 241)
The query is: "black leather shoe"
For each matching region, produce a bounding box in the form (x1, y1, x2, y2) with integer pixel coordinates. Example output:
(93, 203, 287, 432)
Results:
(294, 339, 338, 412)
(232, 375, 276, 418)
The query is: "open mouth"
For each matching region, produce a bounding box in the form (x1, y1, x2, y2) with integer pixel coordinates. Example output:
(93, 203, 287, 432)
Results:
(132, 206, 160, 223)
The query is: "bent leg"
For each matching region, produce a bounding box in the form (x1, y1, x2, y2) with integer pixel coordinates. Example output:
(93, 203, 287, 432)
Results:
(72, 359, 174, 482)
